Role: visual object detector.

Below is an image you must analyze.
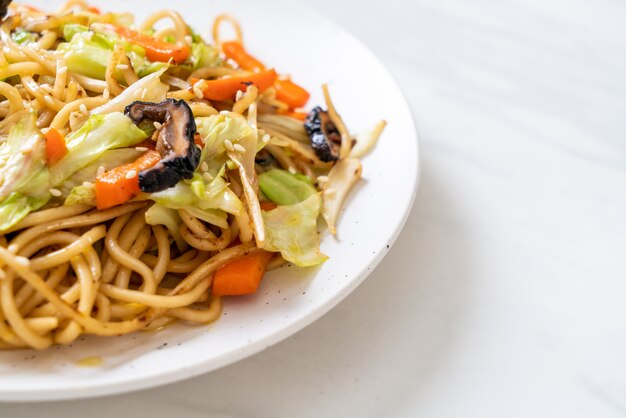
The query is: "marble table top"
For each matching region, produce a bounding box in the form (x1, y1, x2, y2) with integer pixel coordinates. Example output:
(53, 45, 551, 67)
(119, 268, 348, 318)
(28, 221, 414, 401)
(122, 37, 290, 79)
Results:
(6, 0, 626, 416)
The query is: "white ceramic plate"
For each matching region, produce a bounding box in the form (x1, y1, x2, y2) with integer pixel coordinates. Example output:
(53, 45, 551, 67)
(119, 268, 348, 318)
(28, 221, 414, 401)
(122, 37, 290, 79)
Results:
(0, 0, 419, 401)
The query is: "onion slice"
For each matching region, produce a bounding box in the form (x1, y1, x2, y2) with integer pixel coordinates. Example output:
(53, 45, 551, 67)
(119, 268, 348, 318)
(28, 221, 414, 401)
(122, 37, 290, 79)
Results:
(321, 157, 362, 235)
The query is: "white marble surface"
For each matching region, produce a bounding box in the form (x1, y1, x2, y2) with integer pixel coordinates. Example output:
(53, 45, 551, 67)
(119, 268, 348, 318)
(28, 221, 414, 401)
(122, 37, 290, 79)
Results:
(6, 0, 626, 416)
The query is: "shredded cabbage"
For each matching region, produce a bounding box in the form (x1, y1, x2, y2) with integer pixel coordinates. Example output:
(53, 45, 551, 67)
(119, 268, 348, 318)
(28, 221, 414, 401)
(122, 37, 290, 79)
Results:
(259, 169, 316, 205)
(144, 204, 187, 251)
(90, 68, 168, 115)
(0, 112, 50, 231)
(50, 112, 147, 186)
(262, 194, 327, 267)
(64, 183, 95, 206)
(58, 24, 166, 80)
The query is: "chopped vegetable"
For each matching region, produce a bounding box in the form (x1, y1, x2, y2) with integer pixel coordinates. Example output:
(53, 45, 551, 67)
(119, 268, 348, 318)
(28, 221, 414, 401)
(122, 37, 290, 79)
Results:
(91, 68, 168, 115)
(275, 79, 310, 109)
(190, 69, 277, 101)
(60, 148, 143, 196)
(125, 99, 200, 192)
(0, 112, 50, 231)
(57, 26, 165, 80)
(304, 106, 342, 162)
(144, 204, 187, 251)
(262, 194, 327, 267)
(44, 128, 67, 166)
(350, 120, 387, 158)
(320, 158, 362, 234)
(113, 25, 190, 63)
(219, 41, 309, 109)
(95, 150, 160, 209)
(0, 193, 48, 232)
(189, 42, 221, 70)
(212, 250, 273, 296)
(221, 41, 264, 72)
(285, 111, 308, 121)
(11, 29, 37, 44)
(65, 183, 96, 206)
(259, 169, 316, 206)
(49, 112, 147, 185)
(148, 168, 243, 229)
(259, 201, 277, 211)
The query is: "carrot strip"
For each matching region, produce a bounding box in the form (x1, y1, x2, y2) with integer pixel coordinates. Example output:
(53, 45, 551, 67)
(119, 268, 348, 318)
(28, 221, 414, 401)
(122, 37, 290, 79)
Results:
(113, 26, 190, 63)
(259, 201, 277, 211)
(95, 150, 160, 210)
(275, 79, 310, 109)
(221, 41, 265, 72)
(44, 128, 67, 166)
(212, 251, 274, 296)
(190, 69, 277, 101)
(285, 111, 308, 121)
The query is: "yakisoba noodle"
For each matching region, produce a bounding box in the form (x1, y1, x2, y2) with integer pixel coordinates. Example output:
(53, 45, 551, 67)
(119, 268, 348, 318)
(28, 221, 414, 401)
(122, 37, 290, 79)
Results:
(0, 0, 385, 350)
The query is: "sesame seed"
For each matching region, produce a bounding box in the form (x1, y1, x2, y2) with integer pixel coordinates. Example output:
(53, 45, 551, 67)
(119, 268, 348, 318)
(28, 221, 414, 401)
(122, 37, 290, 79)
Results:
(200, 161, 208, 172)
(233, 144, 245, 152)
(202, 172, 213, 182)
(184, 35, 192, 44)
(63, 51, 73, 59)
(153, 121, 162, 130)
(262, 134, 270, 143)
(325, 188, 336, 196)
(116, 64, 129, 71)
(135, 146, 149, 152)
(134, 89, 142, 98)
(220, 110, 229, 115)
(125, 170, 137, 180)
(44, 95, 54, 105)
(82, 181, 93, 187)
(317, 175, 329, 183)
(30, 42, 39, 50)
(224, 139, 234, 152)
(193, 87, 204, 99)
(141, 89, 148, 99)
(235, 90, 244, 101)
(288, 167, 297, 174)
(102, 89, 110, 99)
(96, 166, 106, 176)
(49, 188, 62, 197)
(79, 104, 88, 114)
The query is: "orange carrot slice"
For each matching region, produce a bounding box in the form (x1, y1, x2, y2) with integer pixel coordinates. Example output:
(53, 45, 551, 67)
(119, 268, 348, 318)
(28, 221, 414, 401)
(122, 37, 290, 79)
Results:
(275, 79, 310, 109)
(212, 251, 274, 296)
(190, 69, 277, 101)
(113, 26, 190, 63)
(95, 150, 160, 209)
(44, 127, 67, 166)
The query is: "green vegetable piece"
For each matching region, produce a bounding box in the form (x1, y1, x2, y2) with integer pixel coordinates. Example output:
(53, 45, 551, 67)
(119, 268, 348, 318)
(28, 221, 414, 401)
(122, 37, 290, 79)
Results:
(259, 169, 316, 206)
(262, 194, 327, 267)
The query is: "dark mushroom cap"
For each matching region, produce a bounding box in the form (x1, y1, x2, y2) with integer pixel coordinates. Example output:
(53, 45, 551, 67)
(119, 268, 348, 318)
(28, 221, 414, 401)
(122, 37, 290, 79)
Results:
(125, 99, 200, 193)
(304, 106, 341, 162)
(0, 0, 12, 18)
